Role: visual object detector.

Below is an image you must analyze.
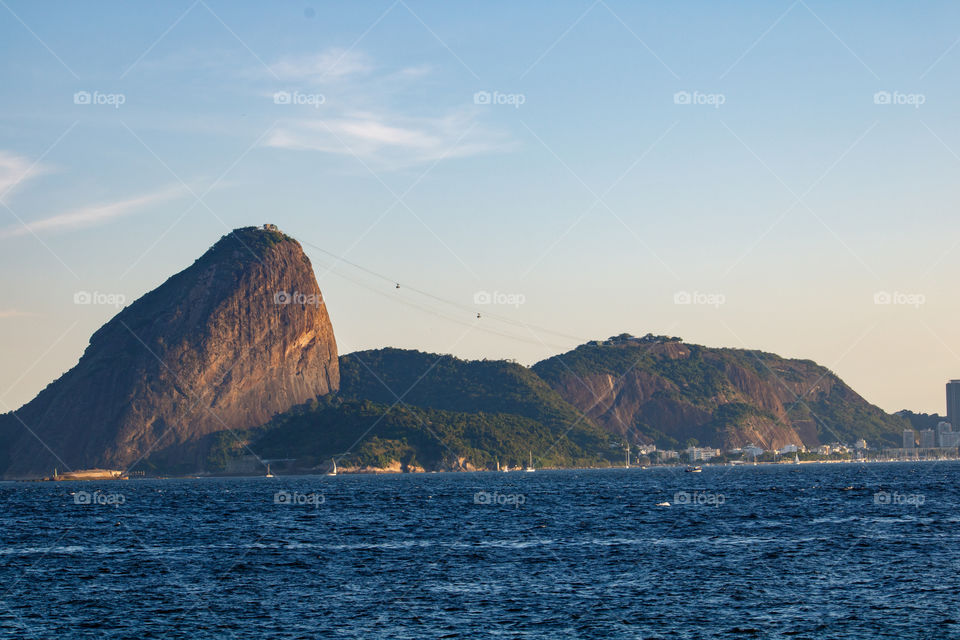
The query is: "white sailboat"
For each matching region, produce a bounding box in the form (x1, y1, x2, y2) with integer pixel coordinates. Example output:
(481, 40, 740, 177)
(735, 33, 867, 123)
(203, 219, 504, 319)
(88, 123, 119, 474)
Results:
(524, 452, 535, 472)
(327, 458, 338, 477)
(265, 464, 274, 478)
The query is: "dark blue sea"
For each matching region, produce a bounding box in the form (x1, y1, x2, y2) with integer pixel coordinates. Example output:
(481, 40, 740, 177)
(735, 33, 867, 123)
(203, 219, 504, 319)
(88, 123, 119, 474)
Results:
(1, 462, 958, 639)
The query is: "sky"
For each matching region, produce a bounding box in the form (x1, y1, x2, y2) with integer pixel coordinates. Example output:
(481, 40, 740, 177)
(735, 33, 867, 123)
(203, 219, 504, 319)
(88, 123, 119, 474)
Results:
(1, 1, 959, 415)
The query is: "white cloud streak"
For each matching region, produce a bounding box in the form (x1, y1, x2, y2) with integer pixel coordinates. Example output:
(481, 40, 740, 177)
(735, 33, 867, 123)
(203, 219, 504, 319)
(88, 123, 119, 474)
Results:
(266, 110, 512, 169)
(0, 184, 190, 239)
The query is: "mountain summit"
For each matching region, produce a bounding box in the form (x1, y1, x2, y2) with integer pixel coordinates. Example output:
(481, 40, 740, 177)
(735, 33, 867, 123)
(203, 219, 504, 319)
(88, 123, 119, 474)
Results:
(0, 226, 339, 477)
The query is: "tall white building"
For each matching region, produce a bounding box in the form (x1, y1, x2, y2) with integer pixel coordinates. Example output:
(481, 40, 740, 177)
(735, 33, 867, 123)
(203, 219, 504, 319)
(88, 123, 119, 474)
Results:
(903, 429, 916, 449)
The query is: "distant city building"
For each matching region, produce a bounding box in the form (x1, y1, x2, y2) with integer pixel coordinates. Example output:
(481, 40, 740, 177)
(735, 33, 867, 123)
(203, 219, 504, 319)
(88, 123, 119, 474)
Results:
(937, 422, 955, 447)
(937, 421, 951, 440)
(919, 429, 936, 449)
(855, 439, 868, 450)
(778, 444, 799, 455)
(816, 445, 832, 455)
(948, 380, 960, 430)
(938, 422, 960, 448)
(743, 445, 764, 458)
(686, 447, 720, 462)
(943, 432, 960, 448)
(903, 429, 916, 449)
(657, 450, 679, 461)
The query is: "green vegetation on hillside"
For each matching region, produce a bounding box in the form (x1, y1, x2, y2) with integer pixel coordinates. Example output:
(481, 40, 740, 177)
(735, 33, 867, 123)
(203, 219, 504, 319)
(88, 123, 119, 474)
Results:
(339, 348, 608, 450)
(896, 410, 945, 432)
(206, 397, 613, 472)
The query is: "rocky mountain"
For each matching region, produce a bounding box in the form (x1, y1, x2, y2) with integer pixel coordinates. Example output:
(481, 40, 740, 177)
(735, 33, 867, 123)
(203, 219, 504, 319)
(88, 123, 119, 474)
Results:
(0, 226, 339, 478)
(532, 333, 907, 450)
(207, 339, 908, 474)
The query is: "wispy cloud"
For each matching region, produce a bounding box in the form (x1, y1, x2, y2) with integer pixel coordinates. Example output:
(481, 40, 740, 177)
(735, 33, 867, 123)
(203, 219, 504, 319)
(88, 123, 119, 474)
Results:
(262, 48, 514, 169)
(269, 48, 373, 82)
(265, 110, 511, 169)
(0, 184, 190, 239)
(0, 151, 47, 199)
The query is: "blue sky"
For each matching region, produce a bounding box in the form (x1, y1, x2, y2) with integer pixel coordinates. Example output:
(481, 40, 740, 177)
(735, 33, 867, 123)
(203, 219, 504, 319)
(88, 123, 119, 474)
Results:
(1, 1, 960, 415)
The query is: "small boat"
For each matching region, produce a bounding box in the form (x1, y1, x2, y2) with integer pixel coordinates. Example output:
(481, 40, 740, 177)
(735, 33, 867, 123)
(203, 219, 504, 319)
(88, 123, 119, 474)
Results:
(794, 453, 800, 464)
(685, 465, 702, 473)
(327, 458, 338, 477)
(265, 464, 274, 478)
(656, 501, 671, 507)
(524, 452, 535, 472)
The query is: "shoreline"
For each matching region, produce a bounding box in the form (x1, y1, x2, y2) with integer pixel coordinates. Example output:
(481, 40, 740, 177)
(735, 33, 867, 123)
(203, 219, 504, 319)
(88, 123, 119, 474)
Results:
(6, 456, 960, 482)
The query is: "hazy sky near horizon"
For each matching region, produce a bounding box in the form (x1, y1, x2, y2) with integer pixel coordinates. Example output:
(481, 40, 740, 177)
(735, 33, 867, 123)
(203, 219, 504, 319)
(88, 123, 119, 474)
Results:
(1, 1, 959, 415)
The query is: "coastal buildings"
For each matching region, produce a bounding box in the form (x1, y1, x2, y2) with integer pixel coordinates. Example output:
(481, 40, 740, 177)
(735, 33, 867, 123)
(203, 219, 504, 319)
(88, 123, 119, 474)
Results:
(903, 429, 916, 449)
(919, 429, 936, 449)
(685, 447, 720, 462)
(938, 422, 960, 448)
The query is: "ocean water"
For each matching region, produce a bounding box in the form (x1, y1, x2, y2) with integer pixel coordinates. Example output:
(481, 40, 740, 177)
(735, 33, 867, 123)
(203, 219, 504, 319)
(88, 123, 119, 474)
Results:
(1, 462, 958, 639)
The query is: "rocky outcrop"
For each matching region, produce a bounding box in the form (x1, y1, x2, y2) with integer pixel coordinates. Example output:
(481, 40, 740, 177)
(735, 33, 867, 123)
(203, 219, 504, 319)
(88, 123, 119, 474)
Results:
(1, 226, 338, 478)
(533, 334, 906, 450)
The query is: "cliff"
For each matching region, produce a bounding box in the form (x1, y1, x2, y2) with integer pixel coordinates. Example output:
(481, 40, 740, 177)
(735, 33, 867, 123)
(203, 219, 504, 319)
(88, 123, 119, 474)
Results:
(0, 226, 339, 478)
